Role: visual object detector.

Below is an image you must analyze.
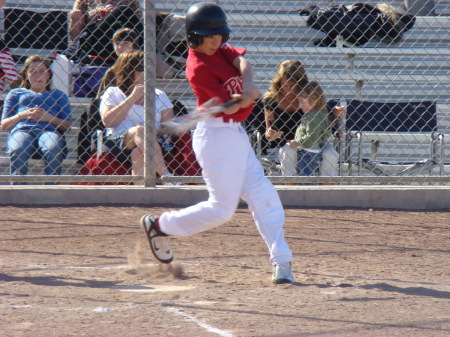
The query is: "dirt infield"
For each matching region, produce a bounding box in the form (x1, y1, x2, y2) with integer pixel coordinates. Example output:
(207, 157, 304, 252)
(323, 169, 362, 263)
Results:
(1, 205, 449, 337)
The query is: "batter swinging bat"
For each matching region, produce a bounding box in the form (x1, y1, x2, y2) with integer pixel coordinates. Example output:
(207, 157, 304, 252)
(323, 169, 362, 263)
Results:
(161, 97, 242, 135)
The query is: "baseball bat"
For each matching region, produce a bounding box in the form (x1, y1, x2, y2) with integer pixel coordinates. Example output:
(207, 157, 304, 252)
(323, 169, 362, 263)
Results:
(161, 97, 242, 135)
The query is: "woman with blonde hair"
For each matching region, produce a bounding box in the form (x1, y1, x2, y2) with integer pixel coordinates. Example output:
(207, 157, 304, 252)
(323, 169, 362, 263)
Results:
(99, 50, 174, 183)
(263, 60, 309, 176)
(1, 55, 72, 183)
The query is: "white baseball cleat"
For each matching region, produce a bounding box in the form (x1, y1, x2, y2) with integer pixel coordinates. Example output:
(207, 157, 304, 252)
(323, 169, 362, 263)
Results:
(141, 214, 173, 264)
(272, 262, 295, 284)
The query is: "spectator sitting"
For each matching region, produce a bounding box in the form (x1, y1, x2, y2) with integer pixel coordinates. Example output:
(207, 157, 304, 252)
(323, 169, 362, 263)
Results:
(68, 0, 142, 62)
(288, 81, 332, 180)
(97, 28, 183, 99)
(262, 60, 309, 176)
(99, 50, 176, 185)
(67, 1, 184, 77)
(1, 55, 73, 184)
(263, 60, 345, 177)
(96, 28, 140, 99)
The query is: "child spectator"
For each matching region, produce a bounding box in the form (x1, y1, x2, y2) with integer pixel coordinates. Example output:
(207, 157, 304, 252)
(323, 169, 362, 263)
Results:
(288, 81, 331, 178)
(96, 28, 140, 99)
(97, 28, 183, 99)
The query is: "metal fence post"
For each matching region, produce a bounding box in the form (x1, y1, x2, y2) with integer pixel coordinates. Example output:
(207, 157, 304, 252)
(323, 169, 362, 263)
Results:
(143, 0, 156, 187)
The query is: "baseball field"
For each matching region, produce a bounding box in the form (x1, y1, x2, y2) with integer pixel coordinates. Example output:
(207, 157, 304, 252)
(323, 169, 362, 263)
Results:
(1, 205, 449, 336)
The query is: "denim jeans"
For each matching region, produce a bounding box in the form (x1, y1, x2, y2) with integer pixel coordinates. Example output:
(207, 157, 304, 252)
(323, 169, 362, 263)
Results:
(297, 149, 322, 177)
(7, 129, 67, 184)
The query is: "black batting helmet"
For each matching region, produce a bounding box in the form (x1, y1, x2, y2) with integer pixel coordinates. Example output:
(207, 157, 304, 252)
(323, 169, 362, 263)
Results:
(186, 2, 232, 48)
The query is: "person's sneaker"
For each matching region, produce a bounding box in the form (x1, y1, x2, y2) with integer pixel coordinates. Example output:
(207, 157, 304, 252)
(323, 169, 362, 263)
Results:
(140, 215, 173, 264)
(63, 41, 80, 59)
(272, 262, 295, 284)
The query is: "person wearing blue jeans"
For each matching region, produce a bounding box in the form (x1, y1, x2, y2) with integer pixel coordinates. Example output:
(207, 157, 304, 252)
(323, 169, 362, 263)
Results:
(297, 149, 322, 176)
(1, 55, 72, 184)
(7, 129, 67, 177)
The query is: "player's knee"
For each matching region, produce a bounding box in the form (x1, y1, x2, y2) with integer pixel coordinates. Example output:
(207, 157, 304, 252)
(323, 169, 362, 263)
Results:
(210, 203, 235, 224)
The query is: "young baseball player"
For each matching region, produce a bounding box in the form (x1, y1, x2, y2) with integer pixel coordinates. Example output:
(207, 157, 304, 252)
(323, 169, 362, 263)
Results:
(141, 2, 295, 284)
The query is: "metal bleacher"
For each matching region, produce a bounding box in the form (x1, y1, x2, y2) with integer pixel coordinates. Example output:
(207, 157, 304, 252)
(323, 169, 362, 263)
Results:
(0, 0, 449, 179)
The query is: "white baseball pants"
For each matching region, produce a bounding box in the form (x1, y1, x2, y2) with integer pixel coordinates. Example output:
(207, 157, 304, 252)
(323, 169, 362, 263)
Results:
(159, 117, 293, 264)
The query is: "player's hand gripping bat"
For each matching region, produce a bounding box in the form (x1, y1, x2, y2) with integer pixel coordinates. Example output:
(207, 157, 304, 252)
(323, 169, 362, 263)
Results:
(161, 97, 242, 135)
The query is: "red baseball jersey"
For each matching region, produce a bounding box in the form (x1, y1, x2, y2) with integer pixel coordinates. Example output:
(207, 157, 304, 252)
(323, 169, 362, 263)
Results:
(186, 43, 254, 122)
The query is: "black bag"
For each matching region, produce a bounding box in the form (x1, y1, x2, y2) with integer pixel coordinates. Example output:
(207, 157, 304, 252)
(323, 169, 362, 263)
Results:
(302, 3, 415, 47)
(76, 99, 104, 164)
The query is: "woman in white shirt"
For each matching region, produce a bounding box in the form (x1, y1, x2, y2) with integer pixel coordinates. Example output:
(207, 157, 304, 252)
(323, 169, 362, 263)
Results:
(100, 50, 174, 183)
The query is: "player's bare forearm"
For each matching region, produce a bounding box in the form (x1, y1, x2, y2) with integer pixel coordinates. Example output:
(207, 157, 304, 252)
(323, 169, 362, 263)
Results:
(233, 56, 259, 96)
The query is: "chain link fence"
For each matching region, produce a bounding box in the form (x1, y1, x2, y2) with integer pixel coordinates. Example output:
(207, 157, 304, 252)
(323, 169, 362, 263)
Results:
(0, 0, 449, 186)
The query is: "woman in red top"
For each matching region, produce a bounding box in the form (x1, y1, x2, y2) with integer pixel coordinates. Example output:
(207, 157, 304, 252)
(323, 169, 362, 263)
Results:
(140, 3, 294, 285)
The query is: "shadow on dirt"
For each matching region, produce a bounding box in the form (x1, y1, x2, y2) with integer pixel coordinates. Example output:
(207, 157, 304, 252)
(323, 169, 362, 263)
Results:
(360, 282, 450, 299)
(0, 273, 118, 288)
